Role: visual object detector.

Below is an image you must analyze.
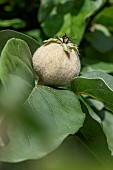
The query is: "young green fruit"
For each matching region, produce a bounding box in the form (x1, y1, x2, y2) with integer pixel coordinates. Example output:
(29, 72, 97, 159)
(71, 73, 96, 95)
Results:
(33, 36, 81, 86)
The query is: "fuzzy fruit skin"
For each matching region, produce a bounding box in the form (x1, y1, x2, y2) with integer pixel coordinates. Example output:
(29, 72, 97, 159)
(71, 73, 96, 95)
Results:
(33, 43, 81, 86)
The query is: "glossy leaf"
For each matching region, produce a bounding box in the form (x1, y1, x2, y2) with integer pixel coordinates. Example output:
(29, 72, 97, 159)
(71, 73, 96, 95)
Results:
(0, 30, 40, 56)
(71, 71, 113, 112)
(0, 86, 85, 162)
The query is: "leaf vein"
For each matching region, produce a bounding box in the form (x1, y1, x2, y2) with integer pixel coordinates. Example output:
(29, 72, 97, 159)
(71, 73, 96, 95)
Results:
(36, 87, 59, 132)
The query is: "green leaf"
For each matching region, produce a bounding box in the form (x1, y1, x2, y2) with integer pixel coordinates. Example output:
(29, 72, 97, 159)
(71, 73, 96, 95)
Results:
(58, 0, 102, 45)
(0, 85, 85, 162)
(38, 0, 55, 23)
(102, 111, 113, 156)
(80, 97, 113, 162)
(95, 6, 113, 32)
(77, 96, 112, 165)
(0, 19, 26, 29)
(0, 38, 35, 109)
(24, 29, 43, 44)
(81, 62, 113, 74)
(87, 98, 104, 111)
(0, 114, 7, 147)
(71, 71, 113, 112)
(90, 24, 113, 53)
(0, 0, 7, 4)
(39, 0, 102, 44)
(81, 42, 113, 67)
(0, 30, 40, 56)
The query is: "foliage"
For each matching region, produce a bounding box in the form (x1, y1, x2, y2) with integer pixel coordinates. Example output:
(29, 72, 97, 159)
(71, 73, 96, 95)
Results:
(0, 0, 113, 169)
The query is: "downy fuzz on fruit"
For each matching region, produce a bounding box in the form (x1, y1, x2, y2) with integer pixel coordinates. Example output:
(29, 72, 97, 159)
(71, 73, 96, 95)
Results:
(33, 34, 81, 86)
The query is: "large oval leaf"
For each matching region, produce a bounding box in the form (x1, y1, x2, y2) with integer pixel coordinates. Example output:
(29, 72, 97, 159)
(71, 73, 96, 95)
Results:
(0, 30, 40, 55)
(71, 71, 113, 112)
(0, 85, 85, 162)
(0, 38, 35, 109)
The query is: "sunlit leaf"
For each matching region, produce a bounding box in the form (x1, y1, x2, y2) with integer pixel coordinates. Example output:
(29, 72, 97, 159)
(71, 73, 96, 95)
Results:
(39, 0, 103, 45)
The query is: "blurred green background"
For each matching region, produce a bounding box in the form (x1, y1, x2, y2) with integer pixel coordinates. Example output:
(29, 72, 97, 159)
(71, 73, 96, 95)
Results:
(0, 135, 109, 170)
(0, 0, 113, 169)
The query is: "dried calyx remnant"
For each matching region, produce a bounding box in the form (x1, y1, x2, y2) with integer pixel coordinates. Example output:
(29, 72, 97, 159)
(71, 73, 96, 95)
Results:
(33, 34, 81, 86)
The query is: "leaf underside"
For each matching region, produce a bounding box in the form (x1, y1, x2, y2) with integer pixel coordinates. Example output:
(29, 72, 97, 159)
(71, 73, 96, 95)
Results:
(71, 71, 113, 112)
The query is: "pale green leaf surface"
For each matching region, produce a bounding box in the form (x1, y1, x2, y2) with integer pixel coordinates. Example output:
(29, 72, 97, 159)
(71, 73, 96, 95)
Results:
(0, 38, 35, 109)
(0, 85, 85, 162)
(0, 30, 39, 56)
(71, 71, 113, 112)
